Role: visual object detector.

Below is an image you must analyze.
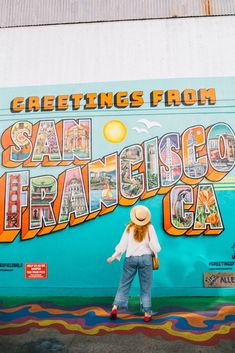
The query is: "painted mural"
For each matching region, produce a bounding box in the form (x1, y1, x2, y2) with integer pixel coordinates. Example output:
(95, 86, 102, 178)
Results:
(0, 299, 234, 345)
(0, 78, 235, 296)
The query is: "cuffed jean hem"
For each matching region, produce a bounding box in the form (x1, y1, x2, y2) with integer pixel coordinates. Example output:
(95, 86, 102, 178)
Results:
(142, 307, 152, 313)
(112, 300, 128, 309)
(140, 303, 152, 313)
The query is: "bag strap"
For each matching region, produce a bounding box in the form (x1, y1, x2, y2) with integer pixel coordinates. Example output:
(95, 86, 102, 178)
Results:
(147, 229, 154, 255)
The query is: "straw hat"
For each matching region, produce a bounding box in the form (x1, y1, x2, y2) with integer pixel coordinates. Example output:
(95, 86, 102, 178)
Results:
(130, 205, 151, 226)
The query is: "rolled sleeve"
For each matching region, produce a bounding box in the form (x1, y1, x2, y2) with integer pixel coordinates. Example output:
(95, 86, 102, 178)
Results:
(112, 228, 129, 261)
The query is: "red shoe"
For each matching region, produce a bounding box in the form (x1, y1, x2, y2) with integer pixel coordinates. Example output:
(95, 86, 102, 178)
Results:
(110, 308, 117, 320)
(144, 315, 152, 322)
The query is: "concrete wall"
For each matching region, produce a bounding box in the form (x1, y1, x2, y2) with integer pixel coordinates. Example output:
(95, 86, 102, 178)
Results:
(0, 16, 235, 87)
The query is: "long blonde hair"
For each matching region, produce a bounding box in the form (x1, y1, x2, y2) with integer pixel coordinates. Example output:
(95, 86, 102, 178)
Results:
(126, 221, 151, 242)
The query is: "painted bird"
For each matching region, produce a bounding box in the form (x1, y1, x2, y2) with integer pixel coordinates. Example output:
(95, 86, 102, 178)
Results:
(132, 127, 149, 134)
(137, 118, 162, 129)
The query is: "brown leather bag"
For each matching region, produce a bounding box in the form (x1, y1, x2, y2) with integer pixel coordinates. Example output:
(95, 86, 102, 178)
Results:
(152, 255, 160, 270)
(148, 232, 160, 270)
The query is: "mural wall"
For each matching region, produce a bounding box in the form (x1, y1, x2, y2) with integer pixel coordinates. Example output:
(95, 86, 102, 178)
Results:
(0, 77, 235, 296)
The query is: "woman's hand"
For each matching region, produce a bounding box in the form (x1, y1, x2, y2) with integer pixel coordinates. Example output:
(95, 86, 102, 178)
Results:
(106, 256, 115, 264)
(106, 252, 121, 263)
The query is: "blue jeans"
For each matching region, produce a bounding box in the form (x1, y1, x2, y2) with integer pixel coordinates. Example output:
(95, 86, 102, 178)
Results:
(113, 254, 153, 312)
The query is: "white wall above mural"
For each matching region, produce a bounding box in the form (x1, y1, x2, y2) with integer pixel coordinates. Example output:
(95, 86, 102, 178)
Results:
(0, 16, 235, 87)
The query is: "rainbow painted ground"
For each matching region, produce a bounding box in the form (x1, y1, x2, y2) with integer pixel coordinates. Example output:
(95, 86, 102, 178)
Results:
(0, 298, 235, 345)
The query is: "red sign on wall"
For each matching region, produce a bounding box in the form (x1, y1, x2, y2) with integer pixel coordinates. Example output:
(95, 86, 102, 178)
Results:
(25, 263, 47, 279)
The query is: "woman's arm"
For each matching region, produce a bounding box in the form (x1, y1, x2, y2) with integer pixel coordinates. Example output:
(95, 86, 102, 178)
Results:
(148, 224, 161, 255)
(106, 252, 122, 263)
(106, 228, 129, 263)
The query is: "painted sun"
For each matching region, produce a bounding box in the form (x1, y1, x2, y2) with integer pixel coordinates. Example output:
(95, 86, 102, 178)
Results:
(103, 120, 127, 143)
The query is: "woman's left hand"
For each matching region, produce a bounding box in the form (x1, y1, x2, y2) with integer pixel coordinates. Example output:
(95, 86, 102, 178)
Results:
(106, 256, 115, 264)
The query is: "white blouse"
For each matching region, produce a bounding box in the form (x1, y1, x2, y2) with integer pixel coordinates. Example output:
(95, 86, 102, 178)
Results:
(112, 224, 161, 260)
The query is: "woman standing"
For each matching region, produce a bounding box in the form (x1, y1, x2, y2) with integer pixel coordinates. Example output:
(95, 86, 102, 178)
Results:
(106, 205, 161, 322)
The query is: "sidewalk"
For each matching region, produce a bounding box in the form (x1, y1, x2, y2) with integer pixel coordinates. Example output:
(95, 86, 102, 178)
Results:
(0, 296, 234, 353)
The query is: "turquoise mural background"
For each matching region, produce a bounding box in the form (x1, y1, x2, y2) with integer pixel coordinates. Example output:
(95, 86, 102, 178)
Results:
(0, 76, 234, 296)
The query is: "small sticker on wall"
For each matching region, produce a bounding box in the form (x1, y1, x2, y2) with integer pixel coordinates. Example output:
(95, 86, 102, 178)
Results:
(25, 263, 47, 279)
(204, 272, 235, 288)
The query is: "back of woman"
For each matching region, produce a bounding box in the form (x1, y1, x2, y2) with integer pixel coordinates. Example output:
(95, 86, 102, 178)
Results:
(106, 205, 161, 322)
